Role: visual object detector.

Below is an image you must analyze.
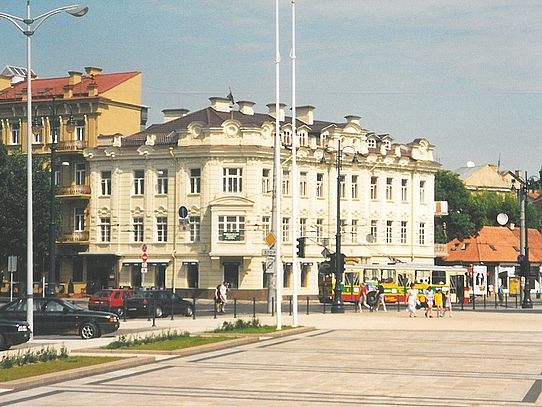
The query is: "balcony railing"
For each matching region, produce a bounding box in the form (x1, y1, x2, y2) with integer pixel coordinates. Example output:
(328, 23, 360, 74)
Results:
(60, 230, 89, 243)
(434, 243, 448, 257)
(57, 184, 91, 197)
(56, 140, 87, 151)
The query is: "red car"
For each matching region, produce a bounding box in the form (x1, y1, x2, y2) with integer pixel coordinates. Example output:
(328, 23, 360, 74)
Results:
(88, 288, 134, 317)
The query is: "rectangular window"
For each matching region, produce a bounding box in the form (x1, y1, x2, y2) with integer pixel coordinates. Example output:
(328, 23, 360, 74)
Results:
(133, 217, 144, 242)
(370, 176, 378, 200)
(370, 220, 377, 243)
(340, 219, 347, 238)
(419, 222, 425, 244)
(351, 219, 358, 242)
(401, 179, 408, 202)
(282, 217, 290, 243)
(54, 167, 61, 187)
(10, 124, 19, 145)
(351, 175, 358, 199)
(386, 177, 393, 200)
(386, 220, 393, 243)
(101, 171, 111, 196)
(339, 175, 346, 198)
(419, 180, 426, 203)
(223, 168, 242, 193)
(75, 163, 86, 186)
(316, 218, 324, 241)
(190, 168, 201, 194)
(262, 168, 271, 194)
(218, 215, 245, 241)
(134, 170, 145, 195)
(75, 122, 85, 142)
(189, 216, 201, 242)
(400, 221, 407, 244)
(99, 217, 111, 242)
(299, 172, 307, 197)
(299, 218, 307, 238)
(34, 129, 42, 144)
(157, 217, 168, 242)
(316, 173, 324, 197)
(262, 216, 271, 239)
(282, 170, 290, 195)
(74, 208, 85, 232)
(157, 169, 168, 194)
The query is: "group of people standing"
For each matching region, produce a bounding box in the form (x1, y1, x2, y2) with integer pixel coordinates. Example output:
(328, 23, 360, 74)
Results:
(406, 283, 453, 318)
(358, 280, 387, 312)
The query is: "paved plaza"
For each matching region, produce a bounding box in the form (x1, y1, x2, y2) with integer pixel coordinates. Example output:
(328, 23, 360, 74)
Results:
(1, 310, 542, 406)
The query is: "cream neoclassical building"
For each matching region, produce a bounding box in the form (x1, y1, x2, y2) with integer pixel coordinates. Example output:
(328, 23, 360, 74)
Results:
(84, 97, 440, 296)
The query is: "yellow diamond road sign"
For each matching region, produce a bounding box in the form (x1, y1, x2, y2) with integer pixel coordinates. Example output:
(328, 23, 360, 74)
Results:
(265, 232, 276, 247)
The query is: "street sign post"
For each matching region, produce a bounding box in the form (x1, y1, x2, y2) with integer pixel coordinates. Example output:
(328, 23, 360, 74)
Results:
(7, 256, 16, 302)
(265, 257, 275, 273)
(262, 249, 276, 256)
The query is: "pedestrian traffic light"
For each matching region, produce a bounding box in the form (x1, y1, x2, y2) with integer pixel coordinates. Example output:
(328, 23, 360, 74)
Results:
(296, 237, 306, 257)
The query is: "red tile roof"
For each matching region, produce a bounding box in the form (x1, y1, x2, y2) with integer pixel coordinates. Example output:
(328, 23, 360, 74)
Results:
(0, 71, 139, 103)
(443, 226, 542, 263)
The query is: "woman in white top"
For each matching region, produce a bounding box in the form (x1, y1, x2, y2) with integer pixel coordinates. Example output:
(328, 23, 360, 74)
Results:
(406, 283, 419, 318)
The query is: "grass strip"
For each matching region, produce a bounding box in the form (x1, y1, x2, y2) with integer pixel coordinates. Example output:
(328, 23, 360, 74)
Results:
(0, 356, 121, 382)
(119, 335, 236, 351)
(214, 325, 294, 334)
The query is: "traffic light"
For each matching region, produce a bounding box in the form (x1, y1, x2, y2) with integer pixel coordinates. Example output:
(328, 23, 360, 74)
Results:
(296, 237, 306, 257)
(518, 254, 529, 277)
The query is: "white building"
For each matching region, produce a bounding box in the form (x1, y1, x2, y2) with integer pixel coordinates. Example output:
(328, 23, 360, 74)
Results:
(84, 97, 440, 296)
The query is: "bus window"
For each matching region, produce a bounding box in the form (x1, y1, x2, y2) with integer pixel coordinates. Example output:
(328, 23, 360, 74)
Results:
(364, 269, 378, 281)
(432, 270, 446, 285)
(398, 273, 410, 287)
(381, 269, 396, 283)
(415, 270, 430, 284)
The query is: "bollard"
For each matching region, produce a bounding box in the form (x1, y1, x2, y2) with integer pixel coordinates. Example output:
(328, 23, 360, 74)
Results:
(306, 296, 310, 315)
(461, 296, 464, 311)
(214, 297, 217, 319)
(397, 298, 400, 312)
(515, 294, 518, 308)
(123, 292, 127, 323)
(323, 299, 326, 314)
(147, 297, 151, 321)
(495, 292, 497, 309)
(354, 300, 358, 313)
(289, 296, 292, 316)
(505, 293, 508, 308)
(472, 294, 475, 310)
(483, 294, 486, 309)
(152, 292, 156, 327)
(192, 297, 196, 320)
(234, 298, 237, 318)
(271, 297, 274, 317)
(252, 297, 256, 318)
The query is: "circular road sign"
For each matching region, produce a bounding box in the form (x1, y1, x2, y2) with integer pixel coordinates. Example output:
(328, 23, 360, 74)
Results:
(141, 252, 148, 262)
(141, 244, 147, 252)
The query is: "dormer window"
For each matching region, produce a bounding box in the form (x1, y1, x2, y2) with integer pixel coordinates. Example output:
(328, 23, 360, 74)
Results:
(367, 138, 376, 149)
(282, 129, 291, 146)
(383, 140, 391, 150)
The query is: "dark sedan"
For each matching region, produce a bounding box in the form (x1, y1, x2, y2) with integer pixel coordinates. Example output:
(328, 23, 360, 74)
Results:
(0, 319, 31, 351)
(0, 298, 119, 339)
(126, 290, 193, 318)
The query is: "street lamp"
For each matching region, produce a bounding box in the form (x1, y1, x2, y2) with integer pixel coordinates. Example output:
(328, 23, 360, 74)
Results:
(0, 1, 88, 333)
(32, 98, 76, 297)
(320, 140, 359, 313)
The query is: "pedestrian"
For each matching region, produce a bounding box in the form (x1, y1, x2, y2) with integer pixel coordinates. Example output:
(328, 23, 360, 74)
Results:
(434, 288, 444, 317)
(406, 283, 419, 318)
(442, 289, 453, 317)
(358, 282, 370, 312)
(497, 282, 504, 306)
(424, 286, 434, 318)
(375, 280, 387, 312)
(214, 281, 228, 314)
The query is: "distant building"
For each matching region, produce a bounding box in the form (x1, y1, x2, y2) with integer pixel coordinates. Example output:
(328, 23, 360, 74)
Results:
(454, 163, 516, 193)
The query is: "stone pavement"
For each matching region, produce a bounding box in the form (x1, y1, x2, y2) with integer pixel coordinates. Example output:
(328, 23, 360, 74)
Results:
(2, 309, 542, 406)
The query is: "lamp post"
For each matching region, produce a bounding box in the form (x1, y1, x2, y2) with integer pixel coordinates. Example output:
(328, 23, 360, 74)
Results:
(514, 171, 533, 309)
(320, 140, 358, 313)
(0, 1, 88, 333)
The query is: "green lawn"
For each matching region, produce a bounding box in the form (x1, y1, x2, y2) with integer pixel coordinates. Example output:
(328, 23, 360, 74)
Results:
(117, 335, 237, 351)
(214, 325, 294, 334)
(0, 356, 121, 382)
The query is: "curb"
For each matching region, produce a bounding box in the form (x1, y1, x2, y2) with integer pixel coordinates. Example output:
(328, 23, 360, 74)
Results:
(0, 356, 155, 391)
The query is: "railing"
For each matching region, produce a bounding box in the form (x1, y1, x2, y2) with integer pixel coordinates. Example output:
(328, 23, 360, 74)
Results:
(60, 230, 89, 243)
(56, 140, 87, 151)
(434, 243, 448, 257)
(57, 184, 91, 196)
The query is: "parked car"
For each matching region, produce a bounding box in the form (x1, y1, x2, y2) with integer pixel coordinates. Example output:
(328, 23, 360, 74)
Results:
(125, 290, 193, 318)
(0, 319, 31, 351)
(0, 298, 119, 339)
(88, 288, 134, 316)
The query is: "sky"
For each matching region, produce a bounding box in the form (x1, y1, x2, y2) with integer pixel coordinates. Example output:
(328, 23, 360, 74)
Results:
(1, 0, 541, 178)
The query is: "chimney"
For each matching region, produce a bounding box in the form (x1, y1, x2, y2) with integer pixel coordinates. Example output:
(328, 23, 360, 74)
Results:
(63, 85, 73, 99)
(344, 115, 361, 126)
(266, 102, 286, 121)
(162, 108, 189, 123)
(209, 97, 231, 113)
(68, 71, 82, 85)
(87, 83, 98, 97)
(297, 105, 315, 125)
(238, 100, 255, 116)
(84, 66, 103, 77)
(0, 75, 10, 91)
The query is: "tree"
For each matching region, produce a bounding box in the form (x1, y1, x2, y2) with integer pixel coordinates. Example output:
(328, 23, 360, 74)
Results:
(0, 143, 60, 281)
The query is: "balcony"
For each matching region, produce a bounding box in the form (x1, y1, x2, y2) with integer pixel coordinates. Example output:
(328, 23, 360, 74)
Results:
(56, 140, 87, 152)
(434, 243, 448, 258)
(57, 184, 91, 198)
(60, 230, 89, 243)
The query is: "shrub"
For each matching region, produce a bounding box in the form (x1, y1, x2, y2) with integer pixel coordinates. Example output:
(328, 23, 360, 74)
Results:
(105, 330, 190, 349)
(0, 346, 69, 370)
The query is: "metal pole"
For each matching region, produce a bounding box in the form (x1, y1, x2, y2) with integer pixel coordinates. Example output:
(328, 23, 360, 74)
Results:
(521, 171, 533, 308)
(47, 120, 57, 297)
(331, 140, 344, 313)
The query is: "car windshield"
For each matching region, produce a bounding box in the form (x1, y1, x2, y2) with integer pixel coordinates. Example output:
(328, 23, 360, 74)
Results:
(94, 290, 112, 297)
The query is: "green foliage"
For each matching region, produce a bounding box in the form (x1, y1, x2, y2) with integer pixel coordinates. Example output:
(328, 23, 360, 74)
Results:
(105, 330, 189, 349)
(0, 346, 68, 369)
(216, 318, 261, 332)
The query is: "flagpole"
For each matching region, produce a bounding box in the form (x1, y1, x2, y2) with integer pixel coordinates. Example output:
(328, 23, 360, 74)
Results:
(290, 0, 298, 327)
(274, 0, 282, 330)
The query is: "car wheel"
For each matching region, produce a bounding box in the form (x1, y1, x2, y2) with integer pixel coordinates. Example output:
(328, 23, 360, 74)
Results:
(0, 334, 9, 351)
(184, 306, 194, 317)
(116, 307, 124, 318)
(80, 322, 100, 339)
(155, 306, 163, 318)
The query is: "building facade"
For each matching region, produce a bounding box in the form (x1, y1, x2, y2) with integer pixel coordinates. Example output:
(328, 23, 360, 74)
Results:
(84, 97, 440, 296)
(0, 66, 146, 291)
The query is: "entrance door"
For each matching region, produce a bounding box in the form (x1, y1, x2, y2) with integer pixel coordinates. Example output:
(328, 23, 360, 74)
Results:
(223, 263, 239, 288)
(132, 264, 142, 288)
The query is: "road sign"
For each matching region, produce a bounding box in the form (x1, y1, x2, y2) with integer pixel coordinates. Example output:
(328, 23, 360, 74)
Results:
(141, 266, 148, 274)
(7, 256, 17, 273)
(265, 232, 276, 247)
(265, 257, 275, 273)
(262, 249, 276, 256)
(141, 252, 148, 262)
(141, 244, 147, 252)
